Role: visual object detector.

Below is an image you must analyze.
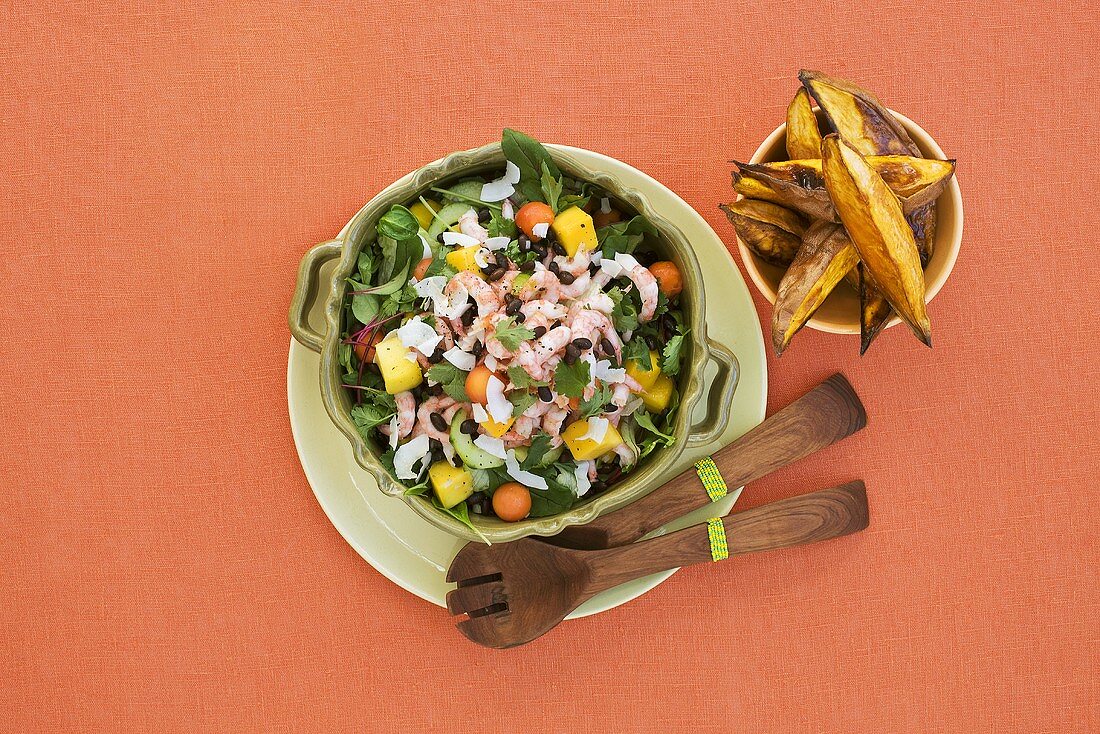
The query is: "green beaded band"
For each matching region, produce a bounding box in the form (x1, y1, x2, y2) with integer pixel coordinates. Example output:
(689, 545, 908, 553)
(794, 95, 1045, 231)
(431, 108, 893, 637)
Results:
(694, 456, 728, 502)
(706, 518, 729, 562)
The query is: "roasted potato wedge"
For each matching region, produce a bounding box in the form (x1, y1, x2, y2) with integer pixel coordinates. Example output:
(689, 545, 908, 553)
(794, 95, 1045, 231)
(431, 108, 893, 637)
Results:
(772, 221, 859, 355)
(799, 69, 920, 157)
(822, 134, 930, 346)
(731, 170, 789, 207)
(786, 87, 823, 159)
(734, 156, 955, 220)
(720, 200, 806, 268)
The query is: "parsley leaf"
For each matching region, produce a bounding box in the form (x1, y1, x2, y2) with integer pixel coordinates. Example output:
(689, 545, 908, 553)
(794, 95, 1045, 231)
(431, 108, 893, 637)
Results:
(350, 402, 396, 437)
(662, 330, 688, 377)
(622, 339, 652, 370)
(508, 390, 537, 417)
(553, 359, 590, 399)
(578, 384, 613, 419)
(487, 215, 518, 239)
(493, 317, 536, 352)
(426, 362, 471, 403)
(424, 254, 458, 279)
(608, 287, 640, 333)
(634, 410, 675, 445)
(508, 365, 547, 389)
(521, 434, 555, 470)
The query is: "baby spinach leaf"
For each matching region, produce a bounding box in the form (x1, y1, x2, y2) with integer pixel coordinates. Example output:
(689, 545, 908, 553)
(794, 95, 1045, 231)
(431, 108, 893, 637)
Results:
(431, 496, 489, 543)
(378, 205, 421, 242)
(493, 317, 536, 352)
(351, 293, 380, 325)
(502, 128, 560, 203)
(597, 215, 658, 258)
(553, 359, 590, 399)
(527, 475, 576, 517)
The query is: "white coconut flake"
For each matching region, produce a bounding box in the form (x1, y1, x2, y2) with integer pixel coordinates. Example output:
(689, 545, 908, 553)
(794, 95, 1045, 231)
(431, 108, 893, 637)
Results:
(574, 460, 594, 497)
(600, 197, 611, 214)
(413, 275, 447, 298)
(501, 200, 515, 220)
(404, 352, 418, 363)
(397, 317, 442, 357)
(442, 231, 480, 248)
(472, 403, 489, 423)
(393, 435, 430, 480)
(590, 249, 603, 265)
(600, 258, 624, 278)
(578, 417, 610, 444)
(484, 354, 498, 372)
(443, 346, 476, 371)
(485, 375, 513, 423)
(592, 358, 627, 384)
(532, 222, 550, 239)
(473, 247, 492, 269)
(418, 232, 433, 259)
(435, 281, 471, 320)
(474, 434, 507, 460)
(483, 236, 510, 251)
(505, 450, 549, 490)
(614, 252, 641, 271)
(387, 416, 399, 451)
(480, 162, 521, 202)
(442, 441, 456, 466)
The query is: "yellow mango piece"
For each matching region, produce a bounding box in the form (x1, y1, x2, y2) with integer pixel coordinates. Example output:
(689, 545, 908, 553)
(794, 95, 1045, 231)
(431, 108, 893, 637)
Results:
(562, 419, 623, 461)
(479, 414, 515, 438)
(373, 334, 423, 394)
(641, 373, 674, 413)
(445, 245, 484, 275)
(625, 350, 662, 391)
(429, 461, 474, 509)
(550, 206, 599, 257)
(409, 199, 442, 230)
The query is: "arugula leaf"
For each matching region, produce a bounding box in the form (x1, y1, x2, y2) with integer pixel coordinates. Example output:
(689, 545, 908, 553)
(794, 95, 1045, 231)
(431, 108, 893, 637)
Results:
(431, 495, 489, 543)
(508, 365, 547, 389)
(403, 480, 431, 496)
(608, 287, 640, 333)
(428, 186, 501, 211)
(578, 384, 613, 419)
(662, 330, 688, 377)
(634, 410, 675, 445)
(493, 317, 536, 352)
(597, 215, 658, 258)
(377, 205, 421, 242)
(501, 128, 560, 203)
(521, 434, 555, 470)
(487, 214, 518, 239)
(622, 338, 652, 370)
(553, 359, 591, 399)
(508, 390, 536, 417)
(357, 250, 378, 284)
(426, 362, 471, 403)
(557, 193, 590, 211)
(377, 235, 399, 282)
(371, 260, 412, 297)
(540, 161, 564, 212)
(350, 402, 395, 437)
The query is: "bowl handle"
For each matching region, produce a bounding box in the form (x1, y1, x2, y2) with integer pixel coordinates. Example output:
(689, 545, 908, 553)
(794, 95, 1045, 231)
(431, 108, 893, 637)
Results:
(288, 240, 343, 352)
(685, 338, 740, 449)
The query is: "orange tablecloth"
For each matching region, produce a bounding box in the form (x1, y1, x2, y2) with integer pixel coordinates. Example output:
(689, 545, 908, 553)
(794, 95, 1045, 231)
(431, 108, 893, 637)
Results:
(3, 2, 1096, 731)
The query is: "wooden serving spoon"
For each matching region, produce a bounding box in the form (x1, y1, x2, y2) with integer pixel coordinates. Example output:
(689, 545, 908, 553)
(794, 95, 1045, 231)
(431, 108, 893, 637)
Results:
(447, 481, 869, 648)
(549, 373, 866, 550)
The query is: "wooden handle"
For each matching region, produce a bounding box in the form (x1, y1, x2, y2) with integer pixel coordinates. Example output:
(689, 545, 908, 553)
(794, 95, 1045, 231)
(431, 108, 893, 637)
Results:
(587, 481, 869, 591)
(552, 374, 866, 550)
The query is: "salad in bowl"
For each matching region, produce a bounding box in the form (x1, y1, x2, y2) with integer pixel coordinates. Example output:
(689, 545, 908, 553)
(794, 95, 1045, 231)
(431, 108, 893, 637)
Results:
(339, 131, 689, 535)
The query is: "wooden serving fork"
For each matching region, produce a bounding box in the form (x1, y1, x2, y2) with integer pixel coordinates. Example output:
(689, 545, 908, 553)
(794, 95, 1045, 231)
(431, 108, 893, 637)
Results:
(447, 482, 869, 648)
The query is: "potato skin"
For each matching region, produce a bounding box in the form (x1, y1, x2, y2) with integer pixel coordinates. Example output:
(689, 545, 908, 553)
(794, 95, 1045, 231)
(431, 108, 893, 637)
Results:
(786, 87, 823, 159)
(720, 200, 807, 268)
(799, 69, 920, 157)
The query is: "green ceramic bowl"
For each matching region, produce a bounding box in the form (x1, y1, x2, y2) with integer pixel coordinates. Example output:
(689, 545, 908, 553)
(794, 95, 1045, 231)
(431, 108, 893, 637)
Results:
(289, 142, 739, 543)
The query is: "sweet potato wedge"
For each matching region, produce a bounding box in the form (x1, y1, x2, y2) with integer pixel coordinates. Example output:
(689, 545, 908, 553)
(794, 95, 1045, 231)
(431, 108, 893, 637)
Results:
(734, 156, 955, 220)
(786, 88, 823, 159)
(799, 70, 920, 157)
(772, 221, 859, 355)
(720, 200, 806, 268)
(731, 170, 789, 207)
(822, 134, 930, 346)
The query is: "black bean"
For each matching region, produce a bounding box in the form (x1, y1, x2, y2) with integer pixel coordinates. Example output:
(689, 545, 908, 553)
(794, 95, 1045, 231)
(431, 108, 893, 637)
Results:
(427, 350, 444, 364)
(588, 262, 599, 276)
(429, 383, 444, 396)
(461, 419, 479, 437)
(636, 250, 657, 266)
(538, 386, 554, 403)
(497, 256, 512, 270)
(564, 344, 579, 365)
(471, 341, 485, 357)
(505, 299, 521, 315)
(518, 234, 531, 252)
(600, 337, 616, 356)
(520, 260, 536, 273)
(572, 337, 593, 350)
(477, 208, 490, 223)
(461, 308, 476, 327)
(428, 438, 444, 461)
(453, 454, 463, 468)
(645, 335, 660, 350)
(548, 260, 561, 274)
(591, 480, 607, 493)
(514, 312, 526, 323)
(552, 241, 567, 256)
(430, 412, 448, 432)
(551, 320, 562, 331)
(532, 325, 547, 339)
(487, 266, 506, 281)
(558, 271, 575, 285)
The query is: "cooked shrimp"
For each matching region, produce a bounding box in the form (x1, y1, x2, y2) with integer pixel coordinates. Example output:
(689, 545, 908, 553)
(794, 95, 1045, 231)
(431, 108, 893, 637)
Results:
(434, 316, 456, 350)
(558, 271, 591, 300)
(379, 390, 416, 439)
(492, 270, 520, 300)
(515, 325, 572, 381)
(520, 300, 568, 332)
(484, 312, 518, 360)
(542, 406, 569, 439)
(412, 395, 460, 442)
(568, 309, 621, 362)
(552, 251, 591, 277)
(447, 271, 501, 318)
(518, 269, 561, 303)
(613, 442, 638, 468)
(624, 261, 660, 322)
(501, 430, 529, 449)
(458, 209, 488, 242)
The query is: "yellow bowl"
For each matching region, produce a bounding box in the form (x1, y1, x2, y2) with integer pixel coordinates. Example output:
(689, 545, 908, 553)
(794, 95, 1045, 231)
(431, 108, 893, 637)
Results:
(736, 110, 963, 335)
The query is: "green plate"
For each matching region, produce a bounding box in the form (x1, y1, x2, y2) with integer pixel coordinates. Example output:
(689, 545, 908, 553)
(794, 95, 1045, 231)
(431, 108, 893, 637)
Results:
(287, 145, 766, 617)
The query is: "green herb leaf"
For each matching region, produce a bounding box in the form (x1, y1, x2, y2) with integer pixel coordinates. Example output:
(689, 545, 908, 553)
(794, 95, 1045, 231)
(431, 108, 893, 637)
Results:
(578, 384, 613, 419)
(377, 205, 421, 242)
(662, 330, 687, 377)
(540, 161, 564, 213)
(502, 128, 560, 203)
(487, 214, 518, 239)
(431, 495, 489, 543)
(426, 362, 471, 403)
(597, 215, 657, 258)
(508, 390, 537, 417)
(349, 402, 396, 437)
(521, 434, 555, 470)
(608, 287, 640, 333)
(622, 338, 652, 370)
(423, 254, 458, 279)
(557, 193, 590, 211)
(493, 316, 536, 352)
(508, 365, 547, 389)
(553, 359, 591, 399)
(634, 410, 675, 445)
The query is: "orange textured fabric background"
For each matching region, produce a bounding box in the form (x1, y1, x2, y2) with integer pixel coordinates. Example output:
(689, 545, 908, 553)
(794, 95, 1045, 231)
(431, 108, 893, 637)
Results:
(2, 2, 1097, 731)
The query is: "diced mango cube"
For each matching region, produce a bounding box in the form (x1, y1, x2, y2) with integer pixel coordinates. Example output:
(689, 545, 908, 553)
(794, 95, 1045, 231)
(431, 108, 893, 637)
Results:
(479, 414, 515, 438)
(625, 350, 662, 391)
(445, 245, 484, 275)
(429, 461, 474, 508)
(409, 199, 442, 230)
(374, 334, 423, 394)
(550, 206, 598, 257)
(641, 373, 675, 413)
(562, 419, 623, 461)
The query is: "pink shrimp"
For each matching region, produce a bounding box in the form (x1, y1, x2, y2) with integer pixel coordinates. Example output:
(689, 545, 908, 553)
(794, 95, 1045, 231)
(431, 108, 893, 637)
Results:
(568, 308, 622, 362)
(501, 430, 530, 449)
(434, 317, 456, 351)
(552, 251, 592, 277)
(446, 271, 501, 318)
(624, 262, 660, 322)
(558, 271, 591, 300)
(514, 400, 552, 437)
(458, 209, 488, 242)
(518, 269, 561, 303)
(515, 325, 572, 381)
(412, 395, 460, 442)
(613, 442, 637, 468)
(542, 406, 569, 440)
(520, 300, 568, 332)
(492, 270, 520, 300)
(484, 312, 518, 360)
(378, 391, 416, 439)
